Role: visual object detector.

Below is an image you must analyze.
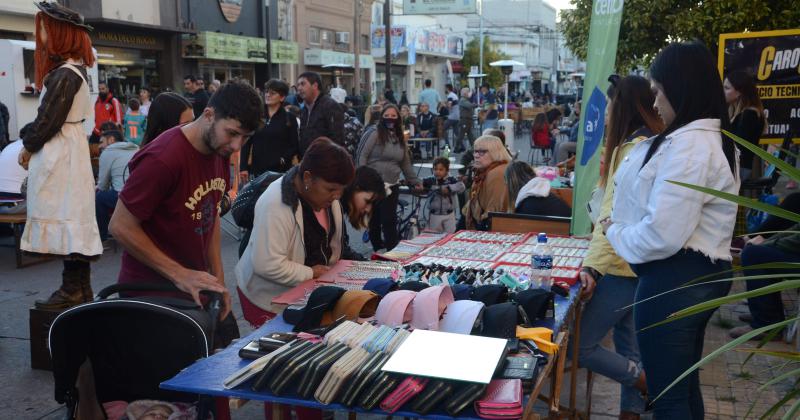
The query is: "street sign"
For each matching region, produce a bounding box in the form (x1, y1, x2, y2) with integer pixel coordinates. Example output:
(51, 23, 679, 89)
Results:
(402, 0, 478, 15)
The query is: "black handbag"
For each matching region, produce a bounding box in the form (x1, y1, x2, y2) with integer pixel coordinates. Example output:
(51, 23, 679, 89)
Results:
(230, 171, 282, 229)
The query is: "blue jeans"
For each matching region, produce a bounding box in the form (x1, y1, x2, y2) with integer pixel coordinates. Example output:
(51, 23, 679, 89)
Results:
(742, 244, 800, 328)
(632, 250, 732, 419)
(576, 274, 645, 413)
(95, 189, 118, 241)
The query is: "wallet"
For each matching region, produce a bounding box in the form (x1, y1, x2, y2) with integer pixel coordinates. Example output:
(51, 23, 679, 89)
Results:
(296, 343, 350, 399)
(360, 372, 402, 410)
(251, 339, 308, 391)
(380, 376, 429, 413)
(340, 351, 391, 406)
(410, 379, 455, 415)
(474, 379, 523, 419)
(259, 332, 297, 352)
(445, 383, 488, 416)
(269, 342, 325, 395)
(315, 347, 370, 404)
(501, 355, 538, 380)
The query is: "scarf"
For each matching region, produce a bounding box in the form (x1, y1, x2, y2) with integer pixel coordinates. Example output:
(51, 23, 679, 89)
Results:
(470, 160, 508, 200)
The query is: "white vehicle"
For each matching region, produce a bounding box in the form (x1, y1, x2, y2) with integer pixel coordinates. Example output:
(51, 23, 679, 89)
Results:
(0, 39, 98, 139)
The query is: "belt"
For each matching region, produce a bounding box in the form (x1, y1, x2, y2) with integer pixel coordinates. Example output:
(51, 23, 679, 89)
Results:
(430, 210, 454, 216)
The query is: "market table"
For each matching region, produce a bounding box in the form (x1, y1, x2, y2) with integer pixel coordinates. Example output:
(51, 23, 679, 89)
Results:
(408, 137, 441, 159)
(161, 231, 586, 420)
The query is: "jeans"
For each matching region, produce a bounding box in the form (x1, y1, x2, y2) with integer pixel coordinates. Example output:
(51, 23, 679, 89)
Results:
(742, 244, 800, 328)
(631, 250, 732, 419)
(368, 185, 400, 251)
(95, 189, 118, 241)
(576, 274, 645, 413)
(483, 118, 498, 130)
(443, 119, 460, 146)
(455, 119, 475, 151)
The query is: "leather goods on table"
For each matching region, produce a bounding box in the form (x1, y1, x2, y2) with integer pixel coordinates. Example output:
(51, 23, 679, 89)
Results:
(471, 284, 509, 306)
(481, 302, 530, 339)
(340, 351, 391, 406)
(410, 284, 454, 330)
(360, 371, 402, 410)
(296, 342, 351, 399)
(440, 300, 486, 335)
(374, 290, 417, 327)
(515, 288, 555, 321)
(362, 277, 399, 296)
(269, 342, 325, 395)
(251, 339, 309, 391)
(411, 379, 456, 415)
(283, 286, 346, 332)
(321, 290, 380, 325)
(314, 347, 370, 404)
(445, 382, 488, 416)
(474, 379, 523, 419)
(380, 376, 430, 413)
(501, 355, 539, 380)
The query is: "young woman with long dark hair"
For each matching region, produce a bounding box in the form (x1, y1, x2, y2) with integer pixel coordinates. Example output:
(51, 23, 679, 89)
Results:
(574, 75, 663, 420)
(724, 70, 766, 180)
(141, 92, 194, 146)
(603, 42, 739, 419)
(357, 104, 422, 251)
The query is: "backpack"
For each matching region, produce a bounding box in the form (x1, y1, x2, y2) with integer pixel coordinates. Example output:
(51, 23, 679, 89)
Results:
(343, 112, 364, 157)
(231, 171, 283, 229)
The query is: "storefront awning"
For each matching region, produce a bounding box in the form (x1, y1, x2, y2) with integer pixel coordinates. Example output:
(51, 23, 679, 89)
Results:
(304, 49, 374, 69)
(182, 32, 300, 64)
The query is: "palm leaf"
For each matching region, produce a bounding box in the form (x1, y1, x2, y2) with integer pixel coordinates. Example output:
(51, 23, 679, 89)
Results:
(641, 280, 800, 331)
(652, 317, 798, 403)
(723, 129, 800, 181)
(736, 230, 800, 238)
(736, 349, 800, 360)
(619, 273, 800, 312)
(761, 381, 800, 420)
(783, 393, 800, 420)
(757, 366, 800, 392)
(743, 326, 791, 368)
(682, 262, 800, 286)
(667, 181, 800, 223)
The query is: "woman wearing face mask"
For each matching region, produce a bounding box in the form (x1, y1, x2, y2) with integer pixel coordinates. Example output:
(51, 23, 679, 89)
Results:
(603, 42, 738, 419)
(236, 137, 355, 326)
(358, 104, 422, 251)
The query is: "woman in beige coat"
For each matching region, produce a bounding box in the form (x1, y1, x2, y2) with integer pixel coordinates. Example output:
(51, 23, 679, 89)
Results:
(463, 135, 511, 230)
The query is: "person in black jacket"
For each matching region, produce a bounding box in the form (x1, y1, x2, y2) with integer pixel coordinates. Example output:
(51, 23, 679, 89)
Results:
(504, 161, 570, 217)
(724, 70, 765, 180)
(239, 79, 299, 183)
(297, 72, 344, 155)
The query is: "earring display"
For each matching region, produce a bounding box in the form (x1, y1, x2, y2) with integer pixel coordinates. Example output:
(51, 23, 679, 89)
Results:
(421, 240, 513, 261)
(409, 256, 494, 270)
(528, 236, 589, 248)
(454, 231, 527, 243)
(338, 261, 402, 280)
(497, 252, 530, 265)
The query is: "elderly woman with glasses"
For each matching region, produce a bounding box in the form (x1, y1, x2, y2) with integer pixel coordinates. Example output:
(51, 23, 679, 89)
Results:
(463, 135, 512, 230)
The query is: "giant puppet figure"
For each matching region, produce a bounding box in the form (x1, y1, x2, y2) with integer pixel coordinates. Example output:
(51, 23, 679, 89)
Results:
(18, 2, 102, 309)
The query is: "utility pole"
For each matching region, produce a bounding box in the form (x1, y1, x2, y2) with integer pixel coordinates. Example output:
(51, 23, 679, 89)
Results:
(478, 10, 484, 88)
(354, 0, 361, 100)
(264, 0, 272, 80)
(384, 0, 391, 91)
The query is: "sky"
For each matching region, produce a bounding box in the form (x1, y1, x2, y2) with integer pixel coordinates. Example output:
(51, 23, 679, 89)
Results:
(545, 0, 576, 12)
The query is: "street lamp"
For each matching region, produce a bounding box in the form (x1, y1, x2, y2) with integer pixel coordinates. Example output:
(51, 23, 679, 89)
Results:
(490, 60, 524, 155)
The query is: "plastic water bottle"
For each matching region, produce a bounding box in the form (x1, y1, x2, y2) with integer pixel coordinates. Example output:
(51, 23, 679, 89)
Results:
(531, 232, 553, 290)
(443, 144, 451, 159)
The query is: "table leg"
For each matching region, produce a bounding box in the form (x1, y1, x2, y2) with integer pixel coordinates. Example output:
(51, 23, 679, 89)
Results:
(14, 222, 23, 269)
(550, 335, 568, 415)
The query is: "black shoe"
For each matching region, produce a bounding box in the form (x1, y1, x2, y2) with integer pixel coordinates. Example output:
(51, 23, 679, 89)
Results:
(738, 313, 753, 323)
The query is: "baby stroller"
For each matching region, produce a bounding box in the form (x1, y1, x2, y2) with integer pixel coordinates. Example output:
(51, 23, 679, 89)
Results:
(49, 283, 223, 419)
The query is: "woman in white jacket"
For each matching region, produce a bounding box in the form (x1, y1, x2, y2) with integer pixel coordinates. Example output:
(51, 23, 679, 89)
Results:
(236, 138, 355, 326)
(603, 42, 739, 419)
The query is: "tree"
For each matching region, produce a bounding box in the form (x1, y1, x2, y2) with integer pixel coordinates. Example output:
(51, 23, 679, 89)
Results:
(461, 36, 510, 89)
(560, 0, 800, 72)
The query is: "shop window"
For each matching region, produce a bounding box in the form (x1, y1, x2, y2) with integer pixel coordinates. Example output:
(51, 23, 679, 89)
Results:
(361, 34, 370, 53)
(320, 30, 334, 49)
(308, 27, 320, 45)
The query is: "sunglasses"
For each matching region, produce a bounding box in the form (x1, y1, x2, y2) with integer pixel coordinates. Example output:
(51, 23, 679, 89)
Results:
(473, 149, 489, 156)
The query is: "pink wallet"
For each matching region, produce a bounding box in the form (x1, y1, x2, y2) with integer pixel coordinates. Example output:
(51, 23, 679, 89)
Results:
(474, 379, 523, 419)
(379, 376, 429, 413)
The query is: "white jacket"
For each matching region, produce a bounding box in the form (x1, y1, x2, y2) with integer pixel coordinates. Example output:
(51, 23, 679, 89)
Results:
(607, 119, 739, 264)
(236, 173, 343, 312)
(514, 177, 551, 208)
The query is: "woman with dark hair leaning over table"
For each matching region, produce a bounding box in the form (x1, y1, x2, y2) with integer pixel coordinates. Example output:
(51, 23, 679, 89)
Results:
(463, 135, 511, 230)
(571, 74, 663, 420)
(603, 41, 738, 419)
(236, 137, 355, 327)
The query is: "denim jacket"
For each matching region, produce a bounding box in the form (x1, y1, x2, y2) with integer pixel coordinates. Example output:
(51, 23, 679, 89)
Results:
(607, 119, 739, 264)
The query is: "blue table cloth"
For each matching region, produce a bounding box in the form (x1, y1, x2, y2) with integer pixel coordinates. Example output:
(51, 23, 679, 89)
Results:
(160, 283, 580, 419)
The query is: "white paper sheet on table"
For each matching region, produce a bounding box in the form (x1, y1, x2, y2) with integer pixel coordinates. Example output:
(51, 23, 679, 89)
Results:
(381, 330, 508, 384)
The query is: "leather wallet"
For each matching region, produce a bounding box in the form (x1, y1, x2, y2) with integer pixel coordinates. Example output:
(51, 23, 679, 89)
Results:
(340, 351, 391, 406)
(359, 372, 402, 410)
(269, 342, 325, 395)
(380, 376, 429, 413)
(315, 347, 370, 404)
(475, 379, 523, 419)
(410, 379, 455, 415)
(251, 339, 308, 391)
(445, 383, 487, 416)
(296, 343, 350, 399)
(501, 355, 538, 380)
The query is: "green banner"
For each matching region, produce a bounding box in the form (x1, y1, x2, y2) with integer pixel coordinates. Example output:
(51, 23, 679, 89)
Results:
(571, 0, 625, 235)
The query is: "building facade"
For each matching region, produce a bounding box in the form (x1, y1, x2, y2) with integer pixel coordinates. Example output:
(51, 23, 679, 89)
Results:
(0, 0, 36, 41)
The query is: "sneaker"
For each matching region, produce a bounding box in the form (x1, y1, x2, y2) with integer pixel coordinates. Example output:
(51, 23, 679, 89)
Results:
(787, 180, 798, 189)
(738, 313, 753, 323)
(729, 325, 783, 341)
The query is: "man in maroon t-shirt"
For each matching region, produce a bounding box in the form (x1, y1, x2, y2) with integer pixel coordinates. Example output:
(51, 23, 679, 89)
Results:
(109, 81, 263, 319)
